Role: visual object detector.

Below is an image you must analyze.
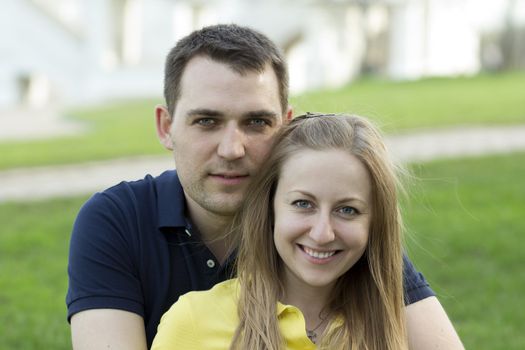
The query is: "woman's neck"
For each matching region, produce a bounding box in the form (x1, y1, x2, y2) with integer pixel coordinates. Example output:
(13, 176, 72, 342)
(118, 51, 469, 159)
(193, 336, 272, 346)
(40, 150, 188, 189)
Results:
(280, 280, 335, 331)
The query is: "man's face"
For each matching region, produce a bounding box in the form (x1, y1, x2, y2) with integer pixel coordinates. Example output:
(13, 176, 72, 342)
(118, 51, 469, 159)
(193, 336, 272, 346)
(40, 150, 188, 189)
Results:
(163, 56, 288, 217)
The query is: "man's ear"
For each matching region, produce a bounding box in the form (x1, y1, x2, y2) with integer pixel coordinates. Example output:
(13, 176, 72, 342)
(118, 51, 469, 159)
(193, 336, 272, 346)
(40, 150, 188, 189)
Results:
(155, 105, 174, 150)
(284, 105, 293, 124)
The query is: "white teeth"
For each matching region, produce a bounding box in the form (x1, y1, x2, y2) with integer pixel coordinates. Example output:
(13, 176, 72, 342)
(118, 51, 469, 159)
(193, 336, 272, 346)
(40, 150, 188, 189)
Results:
(303, 246, 336, 259)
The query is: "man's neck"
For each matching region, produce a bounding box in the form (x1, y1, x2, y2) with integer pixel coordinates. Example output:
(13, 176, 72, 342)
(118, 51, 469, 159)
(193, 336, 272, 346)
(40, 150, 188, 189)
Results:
(185, 198, 234, 264)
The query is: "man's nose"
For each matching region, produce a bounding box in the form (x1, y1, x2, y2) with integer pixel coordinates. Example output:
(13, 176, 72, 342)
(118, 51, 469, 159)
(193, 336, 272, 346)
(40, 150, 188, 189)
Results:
(217, 124, 246, 160)
(308, 213, 336, 244)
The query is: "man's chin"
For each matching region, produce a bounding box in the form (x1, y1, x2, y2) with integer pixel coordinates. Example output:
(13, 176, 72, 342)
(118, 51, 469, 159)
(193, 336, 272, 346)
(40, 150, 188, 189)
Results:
(201, 194, 244, 216)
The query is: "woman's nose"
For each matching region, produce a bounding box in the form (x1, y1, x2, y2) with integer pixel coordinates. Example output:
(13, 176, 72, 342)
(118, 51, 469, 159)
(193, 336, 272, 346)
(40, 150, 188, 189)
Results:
(308, 213, 335, 244)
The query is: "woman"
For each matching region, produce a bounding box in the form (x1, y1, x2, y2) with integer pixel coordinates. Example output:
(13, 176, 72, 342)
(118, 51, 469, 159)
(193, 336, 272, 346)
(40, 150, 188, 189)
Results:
(152, 113, 408, 349)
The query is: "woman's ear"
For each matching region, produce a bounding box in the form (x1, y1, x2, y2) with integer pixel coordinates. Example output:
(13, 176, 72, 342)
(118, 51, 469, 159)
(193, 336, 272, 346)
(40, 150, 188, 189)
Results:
(155, 105, 174, 150)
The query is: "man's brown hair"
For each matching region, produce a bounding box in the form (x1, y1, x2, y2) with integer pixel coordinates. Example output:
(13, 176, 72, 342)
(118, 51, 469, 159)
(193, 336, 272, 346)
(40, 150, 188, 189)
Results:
(164, 24, 289, 117)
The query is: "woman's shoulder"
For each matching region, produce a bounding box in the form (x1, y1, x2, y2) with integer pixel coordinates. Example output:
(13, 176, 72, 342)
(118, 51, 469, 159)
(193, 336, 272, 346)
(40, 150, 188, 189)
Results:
(153, 279, 240, 349)
(177, 278, 239, 311)
(184, 278, 238, 299)
(158, 278, 239, 324)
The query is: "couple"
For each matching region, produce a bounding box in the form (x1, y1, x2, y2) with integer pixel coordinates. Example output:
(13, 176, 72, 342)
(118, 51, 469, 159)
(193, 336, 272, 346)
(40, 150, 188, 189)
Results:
(67, 24, 464, 349)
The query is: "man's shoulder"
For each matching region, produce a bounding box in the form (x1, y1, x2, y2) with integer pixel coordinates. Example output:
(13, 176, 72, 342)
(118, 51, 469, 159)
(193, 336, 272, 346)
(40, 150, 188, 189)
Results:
(402, 254, 435, 305)
(104, 170, 179, 198)
(74, 169, 184, 232)
(67, 170, 183, 317)
(84, 170, 180, 209)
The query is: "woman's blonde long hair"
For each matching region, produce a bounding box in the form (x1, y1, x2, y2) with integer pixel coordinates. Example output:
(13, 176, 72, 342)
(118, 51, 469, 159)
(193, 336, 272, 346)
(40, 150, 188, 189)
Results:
(230, 114, 408, 349)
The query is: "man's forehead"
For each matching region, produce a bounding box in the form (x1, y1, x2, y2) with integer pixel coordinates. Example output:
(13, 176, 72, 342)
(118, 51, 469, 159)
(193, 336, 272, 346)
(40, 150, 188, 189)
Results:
(176, 57, 282, 114)
(181, 56, 277, 87)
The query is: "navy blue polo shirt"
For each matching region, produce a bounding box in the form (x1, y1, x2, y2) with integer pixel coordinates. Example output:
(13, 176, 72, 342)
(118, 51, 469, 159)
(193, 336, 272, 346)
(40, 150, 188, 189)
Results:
(67, 170, 234, 347)
(66, 170, 434, 348)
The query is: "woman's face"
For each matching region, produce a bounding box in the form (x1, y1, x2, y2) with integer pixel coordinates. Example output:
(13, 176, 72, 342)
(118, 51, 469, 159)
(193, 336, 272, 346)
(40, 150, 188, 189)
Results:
(273, 148, 372, 293)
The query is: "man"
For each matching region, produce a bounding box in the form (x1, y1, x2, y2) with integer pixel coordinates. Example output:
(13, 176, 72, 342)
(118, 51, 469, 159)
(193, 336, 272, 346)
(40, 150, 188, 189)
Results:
(67, 24, 463, 349)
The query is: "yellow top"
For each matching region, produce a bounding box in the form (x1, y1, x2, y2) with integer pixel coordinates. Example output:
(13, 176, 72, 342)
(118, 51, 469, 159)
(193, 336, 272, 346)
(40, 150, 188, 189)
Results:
(152, 278, 340, 349)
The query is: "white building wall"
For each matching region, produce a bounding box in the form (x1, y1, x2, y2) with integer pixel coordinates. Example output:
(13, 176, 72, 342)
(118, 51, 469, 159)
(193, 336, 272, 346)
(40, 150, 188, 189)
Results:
(0, 0, 19, 107)
(424, 0, 479, 76)
(0, 0, 84, 108)
(386, 0, 525, 79)
(79, 0, 167, 103)
(1, 0, 524, 111)
(387, 0, 428, 79)
(141, 0, 181, 64)
(219, 0, 367, 93)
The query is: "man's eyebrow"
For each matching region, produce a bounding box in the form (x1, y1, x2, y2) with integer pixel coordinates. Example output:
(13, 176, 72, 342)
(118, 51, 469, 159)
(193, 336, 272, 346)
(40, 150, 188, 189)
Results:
(186, 108, 223, 117)
(244, 110, 279, 119)
(185, 108, 279, 120)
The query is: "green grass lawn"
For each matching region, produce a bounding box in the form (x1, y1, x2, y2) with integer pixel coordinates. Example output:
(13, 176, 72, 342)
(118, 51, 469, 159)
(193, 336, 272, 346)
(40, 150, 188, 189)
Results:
(403, 152, 525, 349)
(1, 71, 524, 170)
(0, 152, 524, 349)
(292, 71, 525, 132)
(0, 99, 164, 170)
(0, 195, 90, 349)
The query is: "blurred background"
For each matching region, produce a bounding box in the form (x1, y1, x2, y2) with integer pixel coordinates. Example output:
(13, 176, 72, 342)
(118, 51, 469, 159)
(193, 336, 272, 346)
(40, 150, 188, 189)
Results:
(1, 0, 524, 111)
(1, 0, 524, 349)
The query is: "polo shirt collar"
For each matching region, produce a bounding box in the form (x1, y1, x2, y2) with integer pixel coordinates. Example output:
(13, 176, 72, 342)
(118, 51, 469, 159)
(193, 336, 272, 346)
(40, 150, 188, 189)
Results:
(277, 302, 344, 328)
(155, 170, 187, 229)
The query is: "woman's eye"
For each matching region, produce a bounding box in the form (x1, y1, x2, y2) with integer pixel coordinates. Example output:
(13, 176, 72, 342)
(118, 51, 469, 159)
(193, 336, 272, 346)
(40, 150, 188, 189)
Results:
(338, 206, 357, 215)
(292, 200, 312, 209)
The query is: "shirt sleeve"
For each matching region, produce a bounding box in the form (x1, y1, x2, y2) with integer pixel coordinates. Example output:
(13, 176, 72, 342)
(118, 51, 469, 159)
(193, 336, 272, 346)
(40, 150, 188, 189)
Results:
(66, 191, 144, 320)
(151, 296, 199, 349)
(402, 254, 435, 305)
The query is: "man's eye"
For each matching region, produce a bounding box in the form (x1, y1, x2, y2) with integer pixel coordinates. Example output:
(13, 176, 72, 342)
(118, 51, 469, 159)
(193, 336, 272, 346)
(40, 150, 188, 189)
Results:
(248, 119, 270, 127)
(338, 206, 358, 216)
(196, 118, 216, 127)
(292, 200, 312, 209)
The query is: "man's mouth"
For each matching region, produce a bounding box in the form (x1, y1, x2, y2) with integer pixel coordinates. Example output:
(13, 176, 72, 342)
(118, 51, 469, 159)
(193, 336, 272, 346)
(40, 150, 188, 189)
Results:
(210, 173, 249, 179)
(209, 173, 249, 185)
